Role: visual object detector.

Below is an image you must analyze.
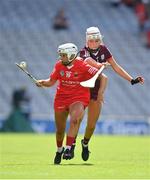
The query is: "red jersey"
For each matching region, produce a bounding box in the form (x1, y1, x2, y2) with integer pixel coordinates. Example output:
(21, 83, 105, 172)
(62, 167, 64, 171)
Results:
(50, 57, 98, 111)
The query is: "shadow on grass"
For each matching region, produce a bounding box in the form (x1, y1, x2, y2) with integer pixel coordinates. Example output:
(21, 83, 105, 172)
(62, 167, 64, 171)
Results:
(52, 163, 94, 166)
(2, 163, 94, 166)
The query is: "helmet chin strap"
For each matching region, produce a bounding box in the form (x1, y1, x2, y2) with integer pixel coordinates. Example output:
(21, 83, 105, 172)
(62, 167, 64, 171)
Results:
(62, 54, 78, 66)
(87, 47, 100, 54)
(62, 61, 72, 66)
(61, 53, 78, 66)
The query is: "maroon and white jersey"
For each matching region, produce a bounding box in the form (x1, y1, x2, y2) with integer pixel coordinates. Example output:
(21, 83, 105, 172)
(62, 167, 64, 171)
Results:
(79, 44, 112, 100)
(79, 45, 112, 63)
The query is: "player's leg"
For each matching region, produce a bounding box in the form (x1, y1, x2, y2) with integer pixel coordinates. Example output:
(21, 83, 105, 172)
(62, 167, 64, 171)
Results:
(70, 116, 82, 158)
(54, 110, 68, 164)
(84, 73, 107, 140)
(81, 73, 108, 161)
(63, 102, 85, 160)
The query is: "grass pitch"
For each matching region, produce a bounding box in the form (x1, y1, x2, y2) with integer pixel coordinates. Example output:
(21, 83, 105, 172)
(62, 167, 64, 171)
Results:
(0, 133, 149, 179)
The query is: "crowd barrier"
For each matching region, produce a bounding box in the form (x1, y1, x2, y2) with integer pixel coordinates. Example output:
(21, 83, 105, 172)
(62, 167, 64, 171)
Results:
(31, 119, 150, 135)
(0, 118, 149, 135)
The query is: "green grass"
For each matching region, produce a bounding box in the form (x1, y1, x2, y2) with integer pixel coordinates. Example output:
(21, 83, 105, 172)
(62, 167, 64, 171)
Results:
(0, 134, 150, 179)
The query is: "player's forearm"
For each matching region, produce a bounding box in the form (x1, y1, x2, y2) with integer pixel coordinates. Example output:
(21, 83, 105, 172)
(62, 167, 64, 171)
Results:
(36, 78, 56, 87)
(113, 65, 133, 82)
(42, 79, 52, 87)
(85, 57, 102, 69)
(110, 57, 133, 82)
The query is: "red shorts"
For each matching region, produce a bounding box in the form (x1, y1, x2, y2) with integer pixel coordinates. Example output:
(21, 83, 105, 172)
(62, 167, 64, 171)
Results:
(54, 96, 89, 111)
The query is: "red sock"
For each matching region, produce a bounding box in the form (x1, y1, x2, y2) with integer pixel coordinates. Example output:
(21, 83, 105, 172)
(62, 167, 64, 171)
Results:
(56, 140, 63, 148)
(73, 135, 77, 144)
(66, 136, 75, 146)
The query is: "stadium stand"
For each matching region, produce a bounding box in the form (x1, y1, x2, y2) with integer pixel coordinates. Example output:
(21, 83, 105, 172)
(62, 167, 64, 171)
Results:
(0, 0, 150, 124)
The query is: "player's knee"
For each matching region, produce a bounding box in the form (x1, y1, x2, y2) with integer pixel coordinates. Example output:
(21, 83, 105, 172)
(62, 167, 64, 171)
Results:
(70, 117, 80, 125)
(70, 119, 77, 125)
(70, 110, 84, 124)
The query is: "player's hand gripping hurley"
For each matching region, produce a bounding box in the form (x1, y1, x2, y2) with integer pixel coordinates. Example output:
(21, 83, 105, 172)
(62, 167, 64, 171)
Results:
(15, 61, 38, 84)
(80, 65, 105, 88)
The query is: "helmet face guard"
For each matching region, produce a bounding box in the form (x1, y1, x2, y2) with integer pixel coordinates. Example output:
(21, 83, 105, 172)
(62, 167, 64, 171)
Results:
(86, 27, 103, 50)
(86, 26, 103, 40)
(57, 43, 78, 65)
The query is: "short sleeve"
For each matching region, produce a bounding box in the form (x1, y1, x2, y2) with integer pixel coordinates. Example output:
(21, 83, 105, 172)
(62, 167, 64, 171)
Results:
(50, 64, 59, 80)
(103, 46, 112, 60)
(79, 47, 90, 60)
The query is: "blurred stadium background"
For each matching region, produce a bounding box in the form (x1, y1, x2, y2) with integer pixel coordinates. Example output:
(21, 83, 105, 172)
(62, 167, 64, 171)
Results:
(0, 0, 150, 134)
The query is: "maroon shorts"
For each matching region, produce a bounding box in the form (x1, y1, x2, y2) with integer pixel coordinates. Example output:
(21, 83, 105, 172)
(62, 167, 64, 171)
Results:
(90, 79, 100, 100)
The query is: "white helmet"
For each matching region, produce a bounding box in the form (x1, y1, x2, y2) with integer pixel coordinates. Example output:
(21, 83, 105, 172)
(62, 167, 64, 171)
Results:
(86, 26, 103, 41)
(57, 43, 78, 62)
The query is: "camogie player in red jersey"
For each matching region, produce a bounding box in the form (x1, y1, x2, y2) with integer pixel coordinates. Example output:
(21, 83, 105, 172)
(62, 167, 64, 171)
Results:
(36, 43, 103, 164)
(74, 26, 144, 162)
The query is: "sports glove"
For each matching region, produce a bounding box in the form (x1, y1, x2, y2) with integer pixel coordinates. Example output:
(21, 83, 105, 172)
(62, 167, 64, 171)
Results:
(131, 77, 143, 85)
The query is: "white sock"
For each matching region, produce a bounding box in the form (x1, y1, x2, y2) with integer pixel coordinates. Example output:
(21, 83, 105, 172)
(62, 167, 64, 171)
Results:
(65, 145, 71, 150)
(57, 147, 63, 153)
(82, 143, 88, 147)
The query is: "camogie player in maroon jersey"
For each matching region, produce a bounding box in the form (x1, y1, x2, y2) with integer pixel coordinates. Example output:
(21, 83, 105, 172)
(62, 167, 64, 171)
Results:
(36, 43, 104, 164)
(75, 26, 144, 161)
